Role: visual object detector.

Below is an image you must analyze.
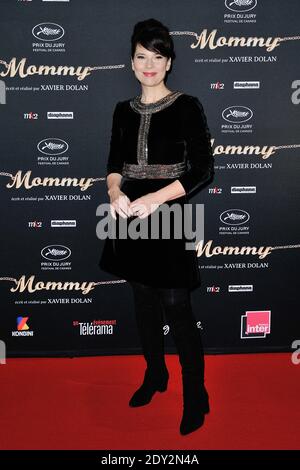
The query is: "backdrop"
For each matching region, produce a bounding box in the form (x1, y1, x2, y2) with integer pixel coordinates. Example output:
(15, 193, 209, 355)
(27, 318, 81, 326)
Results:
(0, 0, 299, 357)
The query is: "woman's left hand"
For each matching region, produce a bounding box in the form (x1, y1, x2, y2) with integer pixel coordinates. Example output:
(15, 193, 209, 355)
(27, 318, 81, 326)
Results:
(130, 192, 163, 219)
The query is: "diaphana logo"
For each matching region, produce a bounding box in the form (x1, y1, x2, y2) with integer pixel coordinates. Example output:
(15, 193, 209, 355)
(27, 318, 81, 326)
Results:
(96, 202, 205, 251)
(0, 340, 6, 365)
(0, 79, 6, 104)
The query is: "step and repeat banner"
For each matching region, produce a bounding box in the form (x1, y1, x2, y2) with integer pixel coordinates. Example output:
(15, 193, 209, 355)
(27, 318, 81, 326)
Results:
(0, 0, 299, 357)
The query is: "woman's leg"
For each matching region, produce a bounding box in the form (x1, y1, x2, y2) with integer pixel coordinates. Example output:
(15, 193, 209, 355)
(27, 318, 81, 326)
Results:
(157, 287, 209, 435)
(128, 281, 169, 407)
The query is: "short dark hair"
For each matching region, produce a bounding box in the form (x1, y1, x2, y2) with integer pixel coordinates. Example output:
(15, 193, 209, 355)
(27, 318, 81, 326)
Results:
(131, 18, 176, 64)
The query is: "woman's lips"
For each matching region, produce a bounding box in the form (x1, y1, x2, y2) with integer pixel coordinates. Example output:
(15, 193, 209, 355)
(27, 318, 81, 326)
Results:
(143, 72, 157, 77)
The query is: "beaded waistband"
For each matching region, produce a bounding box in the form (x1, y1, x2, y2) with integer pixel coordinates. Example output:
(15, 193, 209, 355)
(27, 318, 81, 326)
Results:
(122, 162, 186, 179)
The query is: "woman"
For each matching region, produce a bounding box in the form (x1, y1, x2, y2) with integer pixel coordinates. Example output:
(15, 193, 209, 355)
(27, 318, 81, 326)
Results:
(99, 18, 214, 435)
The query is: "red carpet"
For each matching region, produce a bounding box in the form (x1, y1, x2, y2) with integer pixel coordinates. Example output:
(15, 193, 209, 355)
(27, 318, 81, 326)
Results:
(0, 353, 299, 450)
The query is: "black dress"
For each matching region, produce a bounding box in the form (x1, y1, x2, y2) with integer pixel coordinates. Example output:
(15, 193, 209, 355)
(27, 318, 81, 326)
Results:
(99, 91, 214, 289)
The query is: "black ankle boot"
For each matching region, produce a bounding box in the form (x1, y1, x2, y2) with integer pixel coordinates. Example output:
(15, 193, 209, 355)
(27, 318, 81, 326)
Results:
(180, 408, 205, 435)
(129, 368, 169, 407)
(179, 376, 210, 435)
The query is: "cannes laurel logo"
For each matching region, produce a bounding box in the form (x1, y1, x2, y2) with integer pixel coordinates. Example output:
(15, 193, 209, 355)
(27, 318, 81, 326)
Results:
(37, 138, 69, 155)
(222, 106, 253, 123)
(220, 209, 250, 225)
(41, 245, 71, 261)
(32, 23, 65, 41)
(225, 0, 257, 13)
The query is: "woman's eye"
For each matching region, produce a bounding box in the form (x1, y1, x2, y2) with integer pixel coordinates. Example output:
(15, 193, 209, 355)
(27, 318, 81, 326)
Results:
(136, 55, 163, 59)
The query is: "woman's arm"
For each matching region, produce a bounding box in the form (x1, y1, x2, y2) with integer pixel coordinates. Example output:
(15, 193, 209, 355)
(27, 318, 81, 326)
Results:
(151, 96, 214, 204)
(153, 179, 186, 204)
(105, 102, 124, 180)
(107, 173, 122, 195)
(105, 102, 132, 217)
(130, 179, 186, 218)
(176, 96, 214, 196)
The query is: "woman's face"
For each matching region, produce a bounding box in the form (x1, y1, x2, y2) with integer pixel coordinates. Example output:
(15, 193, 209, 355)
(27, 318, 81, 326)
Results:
(131, 43, 171, 87)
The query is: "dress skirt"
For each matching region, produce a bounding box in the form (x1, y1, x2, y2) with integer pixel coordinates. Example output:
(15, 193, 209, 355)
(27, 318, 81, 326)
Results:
(99, 177, 201, 289)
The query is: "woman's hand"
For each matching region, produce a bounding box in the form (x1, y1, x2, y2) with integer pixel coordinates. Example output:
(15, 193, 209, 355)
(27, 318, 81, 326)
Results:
(130, 192, 163, 219)
(108, 187, 133, 219)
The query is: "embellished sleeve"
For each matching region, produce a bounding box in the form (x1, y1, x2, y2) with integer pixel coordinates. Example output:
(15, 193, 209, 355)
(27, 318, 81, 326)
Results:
(106, 101, 124, 176)
(177, 96, 214, 195)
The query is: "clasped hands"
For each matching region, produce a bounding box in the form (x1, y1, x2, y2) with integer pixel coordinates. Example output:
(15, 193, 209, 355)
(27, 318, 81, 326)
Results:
(109, 189, 163, 220)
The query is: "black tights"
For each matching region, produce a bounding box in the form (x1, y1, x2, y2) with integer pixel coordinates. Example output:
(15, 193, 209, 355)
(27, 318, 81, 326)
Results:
(129, 281, 205, 381)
